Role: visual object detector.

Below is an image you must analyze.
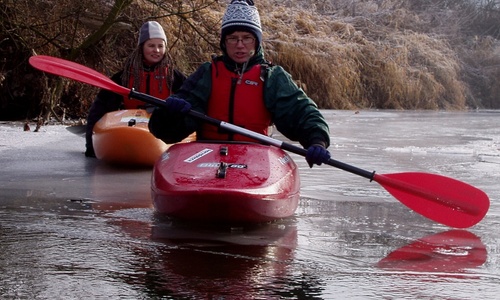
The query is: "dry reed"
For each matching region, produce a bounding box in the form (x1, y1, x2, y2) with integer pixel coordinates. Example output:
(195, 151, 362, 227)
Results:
(2, 0, 499, 121)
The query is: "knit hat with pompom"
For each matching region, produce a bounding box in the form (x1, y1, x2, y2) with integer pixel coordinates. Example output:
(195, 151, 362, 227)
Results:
(220, 0, 262, 51)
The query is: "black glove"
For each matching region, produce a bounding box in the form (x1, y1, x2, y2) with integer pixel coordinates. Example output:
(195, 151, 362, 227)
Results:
(165, 96, 192, 114)
(305, 144, 330, 168)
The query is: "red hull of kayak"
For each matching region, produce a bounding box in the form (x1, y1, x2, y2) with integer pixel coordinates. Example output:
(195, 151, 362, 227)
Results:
(152, 142, 300, 223)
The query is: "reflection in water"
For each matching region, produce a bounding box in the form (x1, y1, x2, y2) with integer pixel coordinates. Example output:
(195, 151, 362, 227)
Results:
(85, 162, 152, 210)
(109, 216, 325, 299)
(377, 230, 487, 274)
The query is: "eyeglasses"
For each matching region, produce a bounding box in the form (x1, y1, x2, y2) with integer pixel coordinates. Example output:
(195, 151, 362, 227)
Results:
(225, 36, 255, 45)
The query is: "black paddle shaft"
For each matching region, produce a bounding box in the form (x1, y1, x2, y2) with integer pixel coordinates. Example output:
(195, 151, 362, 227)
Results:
(130, 89, 376, 181)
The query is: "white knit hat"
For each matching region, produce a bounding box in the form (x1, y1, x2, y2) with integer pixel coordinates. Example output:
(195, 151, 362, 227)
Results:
(138, 21, 167, 45)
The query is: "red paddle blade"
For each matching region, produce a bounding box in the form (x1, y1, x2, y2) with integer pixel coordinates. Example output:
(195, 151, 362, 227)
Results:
(29, 55, 129, 96)
(374, 172, 489, 228)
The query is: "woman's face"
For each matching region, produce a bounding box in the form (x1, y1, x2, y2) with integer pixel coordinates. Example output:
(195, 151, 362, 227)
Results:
(142, 38, 166, 65)
(224, 31, 256, 64)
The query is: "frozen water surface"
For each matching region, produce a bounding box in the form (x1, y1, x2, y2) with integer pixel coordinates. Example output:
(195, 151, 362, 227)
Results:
(0, 110, 499, 299)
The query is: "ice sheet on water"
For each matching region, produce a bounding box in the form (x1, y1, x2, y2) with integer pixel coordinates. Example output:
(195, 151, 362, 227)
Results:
(0, 123, 72, 152)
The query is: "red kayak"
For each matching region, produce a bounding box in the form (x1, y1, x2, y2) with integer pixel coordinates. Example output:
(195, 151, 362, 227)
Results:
(151, 141, 300, 223)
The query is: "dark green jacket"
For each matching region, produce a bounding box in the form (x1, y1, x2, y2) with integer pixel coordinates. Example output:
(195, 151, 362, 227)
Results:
(149, 48, 330, 149)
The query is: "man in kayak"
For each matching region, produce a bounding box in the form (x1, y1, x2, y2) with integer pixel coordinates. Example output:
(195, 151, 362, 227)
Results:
(148, 0, 331, 168)
(85, 21, 186, 157)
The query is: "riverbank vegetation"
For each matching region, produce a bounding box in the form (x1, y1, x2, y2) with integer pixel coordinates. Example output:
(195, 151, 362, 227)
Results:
(1, 0, 499, 126)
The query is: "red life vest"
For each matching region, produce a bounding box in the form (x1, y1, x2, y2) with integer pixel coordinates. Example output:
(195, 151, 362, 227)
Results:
(122, 67, 170, 108)
(201, 61, 271, 142)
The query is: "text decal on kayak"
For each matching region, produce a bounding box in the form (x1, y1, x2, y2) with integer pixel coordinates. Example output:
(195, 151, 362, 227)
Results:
(184, 148, 213, 163)
(198, 163, 247, 169)
(278, 155, 291, 165)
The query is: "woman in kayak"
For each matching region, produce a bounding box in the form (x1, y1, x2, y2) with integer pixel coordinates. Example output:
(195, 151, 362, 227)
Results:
(148, 0, 331, 168)
(85, 21, 186, 157)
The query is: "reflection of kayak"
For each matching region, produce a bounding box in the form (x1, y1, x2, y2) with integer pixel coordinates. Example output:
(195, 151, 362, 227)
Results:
(152, 141, 300, 223)
(148, 220, 297, 297)
(113, 219, 298, 298)
(93, 109, 194, 166)
(377, 230, 487, 273)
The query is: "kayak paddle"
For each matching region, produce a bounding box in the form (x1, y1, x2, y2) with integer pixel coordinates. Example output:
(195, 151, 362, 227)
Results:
(29, 55, 490, 228)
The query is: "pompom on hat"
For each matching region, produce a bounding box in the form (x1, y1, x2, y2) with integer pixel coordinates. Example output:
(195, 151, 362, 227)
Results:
(220, 0, 262, 51)
(138, 21, 167, 46)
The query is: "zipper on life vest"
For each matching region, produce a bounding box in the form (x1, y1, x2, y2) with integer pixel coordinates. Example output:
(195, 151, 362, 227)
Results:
(227, 77, 239, 141)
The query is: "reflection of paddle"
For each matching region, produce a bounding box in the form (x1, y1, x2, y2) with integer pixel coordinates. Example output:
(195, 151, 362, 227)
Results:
(377, 230, 487, 273)
(29, 55, 490, 228)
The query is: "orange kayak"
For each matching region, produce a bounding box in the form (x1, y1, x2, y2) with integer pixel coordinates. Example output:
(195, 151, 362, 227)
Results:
(93, 109, 194, 167)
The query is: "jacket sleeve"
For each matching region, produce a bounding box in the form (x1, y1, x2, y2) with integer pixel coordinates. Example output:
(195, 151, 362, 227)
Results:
(265, 66, 330, 149)
(171, 69, 187, 93)
(149, 63, 212, 143)
(85, 72, 124, 151)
